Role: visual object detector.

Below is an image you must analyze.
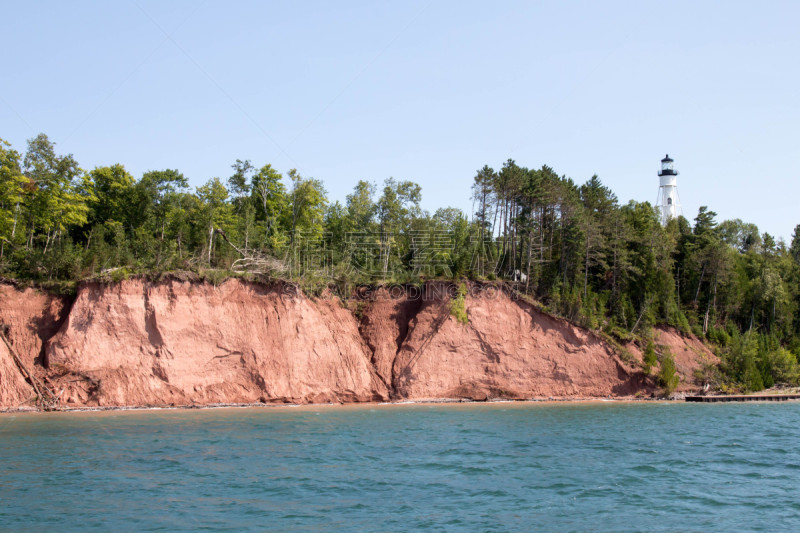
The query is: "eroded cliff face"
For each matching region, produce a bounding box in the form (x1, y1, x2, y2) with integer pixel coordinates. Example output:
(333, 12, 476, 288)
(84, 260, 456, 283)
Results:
(0, 283, 69, 406)
(386, 285, 644, 400)
(625, 327, 719, 391)
(0, 283, 69, 370)
(0, 341, 34, 407)
(0, 278, 716, 409)
(45, 280, 388, 407)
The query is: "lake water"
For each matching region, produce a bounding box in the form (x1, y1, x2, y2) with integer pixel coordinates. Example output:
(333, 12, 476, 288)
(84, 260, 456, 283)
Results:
(1, 402, 799, 531)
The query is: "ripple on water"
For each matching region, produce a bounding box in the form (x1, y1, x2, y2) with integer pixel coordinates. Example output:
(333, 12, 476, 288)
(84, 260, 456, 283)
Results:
(2, 402, 800, 531)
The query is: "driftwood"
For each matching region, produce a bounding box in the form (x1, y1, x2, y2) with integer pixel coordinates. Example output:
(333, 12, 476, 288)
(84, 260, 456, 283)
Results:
(214, 228, 287, 274)
(0, 324, 61, 410)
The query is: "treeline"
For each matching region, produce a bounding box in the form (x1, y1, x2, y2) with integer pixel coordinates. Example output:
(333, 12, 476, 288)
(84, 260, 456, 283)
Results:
(2, 133, 800, 390)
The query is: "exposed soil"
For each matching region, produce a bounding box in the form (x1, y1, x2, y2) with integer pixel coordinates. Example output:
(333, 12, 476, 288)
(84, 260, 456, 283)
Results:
(0, 278, 716, 410)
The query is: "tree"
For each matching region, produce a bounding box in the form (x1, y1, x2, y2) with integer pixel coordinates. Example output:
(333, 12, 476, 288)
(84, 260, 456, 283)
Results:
(287, 169, 327, 241)
(579, 174, 617, 299)
(719, 218, 761, 253)
(22, 134, 88, 253)
(134, 169, 189, 266)
(471, 165, 495, 276)
(376, 178, 421, 277)
(250, 164, 286, 243)
(643, 340, 658, 375)
(345, 180, 376, 232)
(725, 334, 765, 391)
(86, 164, 135, 227)
(228, 159, 253, 203)
(790, 224, 800, 265)
(495, 159, 524, 276)
(196, 177, 231, 264)
(0, 138, 26, 259)
(658, 349, 680, 395)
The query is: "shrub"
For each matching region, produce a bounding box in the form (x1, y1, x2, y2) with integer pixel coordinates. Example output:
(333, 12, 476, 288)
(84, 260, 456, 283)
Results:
(762, 348, 799, 387)
(668, 307, 691, 336)
(643, 340, 658, 375)
(449, 282, 469, 325)
(201, 269, 228, 287)
(658, 349, 680, 395)
(110, 267, 130, 283)
(723, 334, 765, 392)
(707, 326, 730, 347)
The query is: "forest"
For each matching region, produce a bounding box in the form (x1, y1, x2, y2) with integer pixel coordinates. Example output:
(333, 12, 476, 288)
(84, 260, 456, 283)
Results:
(2, 133, 800, 391)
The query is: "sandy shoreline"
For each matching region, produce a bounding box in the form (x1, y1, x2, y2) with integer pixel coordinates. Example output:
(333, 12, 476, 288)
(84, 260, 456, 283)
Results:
(0, 396, 676, 415)
(9, 386, 797, 415)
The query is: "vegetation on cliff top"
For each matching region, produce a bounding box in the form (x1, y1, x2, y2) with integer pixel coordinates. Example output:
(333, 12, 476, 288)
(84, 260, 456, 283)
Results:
(449, 282, 469, 325)
(2, 133, 800, 390)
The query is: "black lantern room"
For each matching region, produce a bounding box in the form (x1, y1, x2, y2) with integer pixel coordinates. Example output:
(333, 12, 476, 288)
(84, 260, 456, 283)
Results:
(658, 154, 678, 176)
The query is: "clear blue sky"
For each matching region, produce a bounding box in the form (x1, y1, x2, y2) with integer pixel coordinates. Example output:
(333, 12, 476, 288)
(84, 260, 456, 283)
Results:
(2, 1, 798, 240)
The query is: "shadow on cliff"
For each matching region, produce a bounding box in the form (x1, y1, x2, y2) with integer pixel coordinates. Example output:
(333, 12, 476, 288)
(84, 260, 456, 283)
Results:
(392, 303, 451, 396)
(30, 295, 73, 368)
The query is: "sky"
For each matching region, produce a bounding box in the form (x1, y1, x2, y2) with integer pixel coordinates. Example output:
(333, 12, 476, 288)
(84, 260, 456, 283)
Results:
(2, 0, 798, 241)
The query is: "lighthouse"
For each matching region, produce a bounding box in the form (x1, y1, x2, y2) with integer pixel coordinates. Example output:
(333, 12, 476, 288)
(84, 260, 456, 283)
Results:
(656, 154, 681, 225)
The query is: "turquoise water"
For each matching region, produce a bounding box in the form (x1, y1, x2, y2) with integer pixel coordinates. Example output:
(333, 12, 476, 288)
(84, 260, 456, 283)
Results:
(1, 402, 799, 532)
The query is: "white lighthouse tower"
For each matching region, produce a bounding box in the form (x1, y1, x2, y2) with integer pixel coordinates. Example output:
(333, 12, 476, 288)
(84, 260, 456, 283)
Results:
(656, 154, 681, 225)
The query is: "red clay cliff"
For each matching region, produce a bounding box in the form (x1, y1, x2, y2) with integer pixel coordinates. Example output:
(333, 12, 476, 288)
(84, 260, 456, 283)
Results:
(0, 278, 716, 409)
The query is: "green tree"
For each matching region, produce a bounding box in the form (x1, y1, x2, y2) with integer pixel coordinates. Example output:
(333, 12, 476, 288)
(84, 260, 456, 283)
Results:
(22, 133, 88, 253)
(789, 225, 800, 265)
(287, 169, 327, 240)
(86, 164, 135, 227)
(579, 174, 617, 299)
(196, 177, 232, 265)
(471, 165, 495, 276)
(134, 169, 189, 267)
(376, 178, 422, 277)
(228, 159, 253, 203)
(0, 138, 27, 259)
(643, 340, 658, 375)
(250, 164, 287, 244)
(719, 218, 761, 253)
(345, 180, 376, 232)
(658, 349, 680, 395)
